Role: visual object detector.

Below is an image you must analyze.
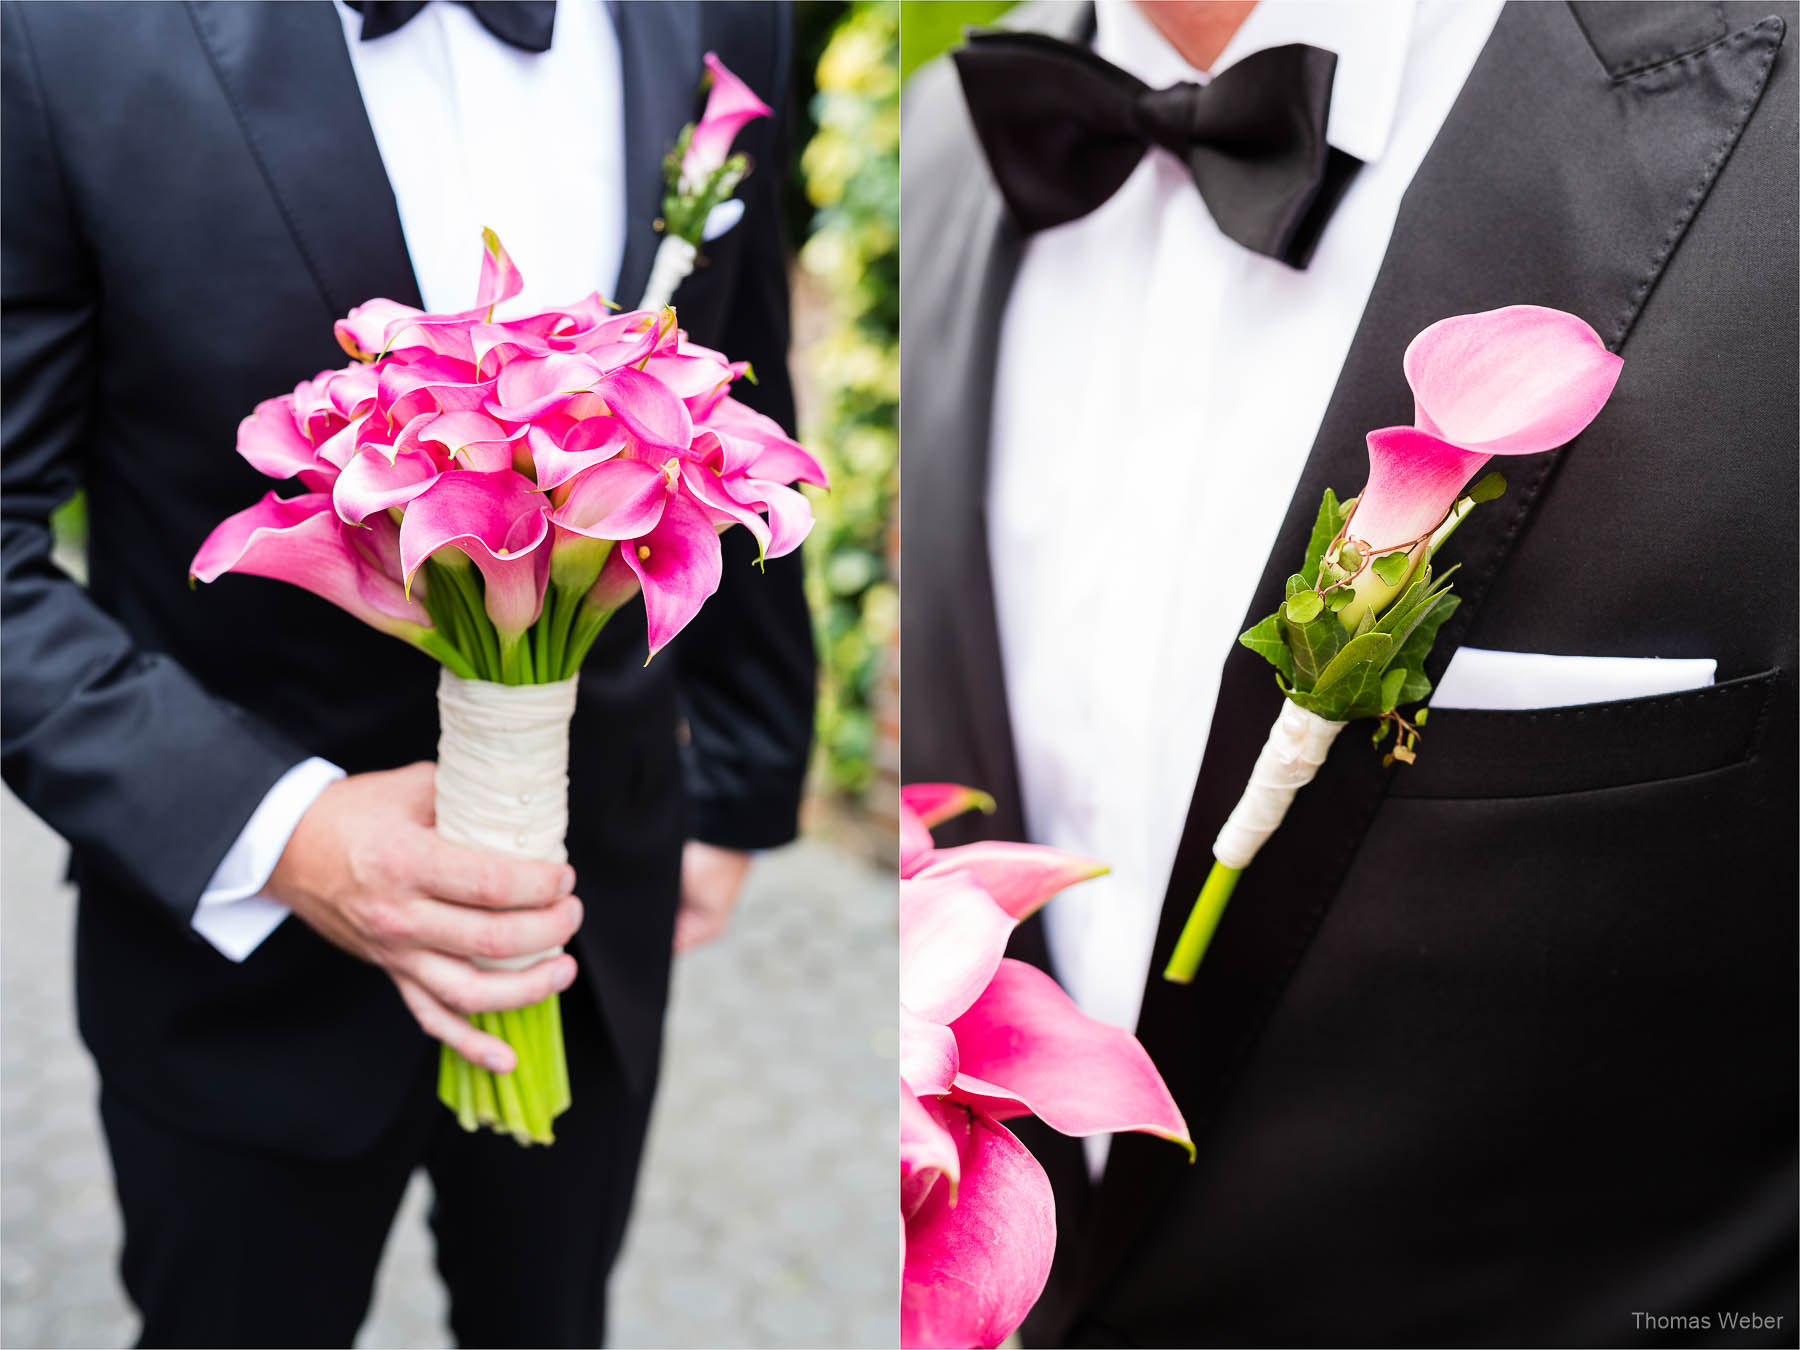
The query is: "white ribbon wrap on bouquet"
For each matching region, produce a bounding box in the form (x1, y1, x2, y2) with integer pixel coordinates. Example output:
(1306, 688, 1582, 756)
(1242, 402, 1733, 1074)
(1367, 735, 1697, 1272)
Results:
(1212, 700, 1347, 870)
(435, 670, 580, 971)
(639, 235, 698, 311)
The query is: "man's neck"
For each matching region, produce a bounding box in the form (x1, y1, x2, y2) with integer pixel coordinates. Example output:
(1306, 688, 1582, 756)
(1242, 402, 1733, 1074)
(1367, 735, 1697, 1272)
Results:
(1133, 1, 1258, 72)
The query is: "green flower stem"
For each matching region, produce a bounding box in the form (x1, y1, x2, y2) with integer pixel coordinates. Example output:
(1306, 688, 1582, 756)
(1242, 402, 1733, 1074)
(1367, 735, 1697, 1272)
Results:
(414, 629, 480, 682)
(470, 1048, 498, 1125)
(560, 604, 616, 680)
(438, 561, 502, 680)
(532, 589, 556, 684)
(547, 588, 569, 680)
(498, 631, 528, 686)
(436, 993, 568, 1145)
(1163, 861, 1243, 985)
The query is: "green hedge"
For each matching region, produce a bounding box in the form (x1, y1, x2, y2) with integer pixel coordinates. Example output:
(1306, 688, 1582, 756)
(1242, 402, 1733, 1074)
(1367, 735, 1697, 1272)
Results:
(799, 1, 899, 800)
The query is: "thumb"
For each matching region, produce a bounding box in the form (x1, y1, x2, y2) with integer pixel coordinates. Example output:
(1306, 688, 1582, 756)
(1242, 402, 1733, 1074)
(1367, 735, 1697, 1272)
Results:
(393, 761, 439, 826)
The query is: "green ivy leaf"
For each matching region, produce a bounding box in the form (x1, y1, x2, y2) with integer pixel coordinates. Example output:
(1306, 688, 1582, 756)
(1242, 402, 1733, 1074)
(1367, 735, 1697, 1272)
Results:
(1468, 471, 1507, 504)
(1284, 590, 1324, 625)
(1285, 572, 1310, 600)
(1280, 609, 1346, 689)
(1313, 631, 1394, 695)
(1414, 706, 1430, 726)
(1238, 613, 1294, 684)
(1371, 550, 1412, 586)
(1300, 488, 1346, 587)
(1390, 591, 1460, 673)
(1398, 667, 1434, 704)
(1380, 666, 1407, 714)
(1324, 587, 1353, 611)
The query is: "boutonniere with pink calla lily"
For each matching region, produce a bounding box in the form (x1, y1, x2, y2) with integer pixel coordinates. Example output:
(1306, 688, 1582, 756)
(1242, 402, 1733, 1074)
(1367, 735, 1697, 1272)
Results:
(192, 231, 826, 1144)
(641, 52, 774, 309)
(1163, 305, 1623, 984)
(900, 784, 1192, 1350)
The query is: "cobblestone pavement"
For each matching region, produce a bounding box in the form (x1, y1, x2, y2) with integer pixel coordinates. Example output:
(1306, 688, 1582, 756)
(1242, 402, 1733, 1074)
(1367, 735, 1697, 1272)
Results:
(0, 788, 897, 1349)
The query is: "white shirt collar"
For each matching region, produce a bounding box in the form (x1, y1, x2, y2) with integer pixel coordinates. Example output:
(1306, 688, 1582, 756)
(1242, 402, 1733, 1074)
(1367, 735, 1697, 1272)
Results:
(1095, 0, 1417, 164)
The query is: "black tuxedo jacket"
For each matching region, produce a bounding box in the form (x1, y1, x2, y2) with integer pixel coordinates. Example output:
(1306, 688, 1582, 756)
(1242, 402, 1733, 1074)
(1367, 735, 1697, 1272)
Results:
(1, 0, 814, 1161)
(902, 2, 1797, 1344)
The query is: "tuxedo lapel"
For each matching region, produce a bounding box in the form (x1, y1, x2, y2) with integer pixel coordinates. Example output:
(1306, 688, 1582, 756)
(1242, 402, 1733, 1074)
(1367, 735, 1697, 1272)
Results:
(185, 1, 422, 316)
(1050, 1, 1787, 1333)
(612, 0, 703, 308)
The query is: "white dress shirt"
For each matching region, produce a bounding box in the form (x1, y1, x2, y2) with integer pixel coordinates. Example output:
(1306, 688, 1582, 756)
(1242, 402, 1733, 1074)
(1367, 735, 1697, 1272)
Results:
(194, 0, 627, 960)
(985, 0, 1503, 1171)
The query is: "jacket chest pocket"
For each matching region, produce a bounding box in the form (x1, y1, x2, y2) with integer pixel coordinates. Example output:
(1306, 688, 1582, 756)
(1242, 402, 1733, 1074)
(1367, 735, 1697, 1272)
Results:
(1385, 668, 1780, 800)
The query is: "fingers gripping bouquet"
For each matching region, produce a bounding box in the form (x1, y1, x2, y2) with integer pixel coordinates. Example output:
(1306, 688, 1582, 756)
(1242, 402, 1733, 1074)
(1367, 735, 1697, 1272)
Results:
(192, 232, 827, 1144)
(1164, 306, 1622, 983)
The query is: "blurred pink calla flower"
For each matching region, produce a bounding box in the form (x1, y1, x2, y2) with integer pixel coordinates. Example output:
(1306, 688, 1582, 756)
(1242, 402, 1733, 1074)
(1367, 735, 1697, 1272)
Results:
(682, 52, 772, 187)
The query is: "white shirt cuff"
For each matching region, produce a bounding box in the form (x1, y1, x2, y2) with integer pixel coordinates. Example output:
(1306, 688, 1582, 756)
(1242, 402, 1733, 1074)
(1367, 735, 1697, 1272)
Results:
(192, 757, 344, 962)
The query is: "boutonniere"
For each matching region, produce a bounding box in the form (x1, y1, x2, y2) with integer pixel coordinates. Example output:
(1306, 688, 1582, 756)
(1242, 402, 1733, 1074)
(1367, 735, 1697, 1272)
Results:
(1163, 306, 1624, 984)
(641, 52, 773, 310)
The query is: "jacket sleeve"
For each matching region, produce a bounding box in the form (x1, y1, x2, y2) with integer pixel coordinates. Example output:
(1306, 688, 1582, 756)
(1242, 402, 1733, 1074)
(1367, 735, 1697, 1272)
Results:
(671, 6, 817, 850)
(0, 2, 309, 930)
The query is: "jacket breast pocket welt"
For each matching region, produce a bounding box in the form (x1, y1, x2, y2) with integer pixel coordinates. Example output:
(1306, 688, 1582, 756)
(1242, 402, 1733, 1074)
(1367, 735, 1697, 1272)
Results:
(1385, 668, 1780, 800)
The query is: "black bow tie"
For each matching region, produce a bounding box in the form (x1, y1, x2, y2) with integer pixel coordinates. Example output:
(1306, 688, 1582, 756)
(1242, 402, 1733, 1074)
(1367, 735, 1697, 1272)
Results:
(345, 1, 556, 53)
(952, 32, 1362, 269)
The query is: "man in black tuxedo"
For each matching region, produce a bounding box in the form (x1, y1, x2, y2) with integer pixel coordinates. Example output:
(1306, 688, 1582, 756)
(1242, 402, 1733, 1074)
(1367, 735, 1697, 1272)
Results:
(903, 1, 1796, 1344)
(2, 2, 814, 1345)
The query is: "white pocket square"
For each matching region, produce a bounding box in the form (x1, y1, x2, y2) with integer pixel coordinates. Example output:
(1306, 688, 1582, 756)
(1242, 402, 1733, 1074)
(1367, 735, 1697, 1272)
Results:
(702, 197, 745, 243)
(1431, 648, 1717, 711)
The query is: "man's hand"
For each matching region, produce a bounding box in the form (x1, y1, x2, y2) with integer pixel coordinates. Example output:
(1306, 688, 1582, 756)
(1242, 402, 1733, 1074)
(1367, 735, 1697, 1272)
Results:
(674, 841, 753, 952)
(266, 762, 583, 1074)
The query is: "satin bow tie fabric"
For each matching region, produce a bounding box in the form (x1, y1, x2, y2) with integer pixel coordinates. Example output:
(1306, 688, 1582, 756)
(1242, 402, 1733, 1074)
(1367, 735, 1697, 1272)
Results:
(345, 0, 556, 53)
(952, 31, 1362, 269)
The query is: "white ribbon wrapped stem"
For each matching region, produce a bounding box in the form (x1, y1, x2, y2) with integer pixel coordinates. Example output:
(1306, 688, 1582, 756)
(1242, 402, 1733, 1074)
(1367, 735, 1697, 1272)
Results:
(639, 235, 698, 311)
(434, 670, 580, 971)
(1212, 700, 1347, 870)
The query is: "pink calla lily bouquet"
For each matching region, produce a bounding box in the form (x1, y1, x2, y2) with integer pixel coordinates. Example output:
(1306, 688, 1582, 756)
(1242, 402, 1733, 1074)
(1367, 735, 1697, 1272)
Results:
(1164, 305, 1623, 983)
(900, 785, 1192, 1349)
(192, 231, 826, 1144)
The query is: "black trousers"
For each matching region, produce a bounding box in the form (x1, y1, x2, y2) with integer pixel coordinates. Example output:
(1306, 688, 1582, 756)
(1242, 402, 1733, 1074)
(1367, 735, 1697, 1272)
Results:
(98, 979, 656, 1349)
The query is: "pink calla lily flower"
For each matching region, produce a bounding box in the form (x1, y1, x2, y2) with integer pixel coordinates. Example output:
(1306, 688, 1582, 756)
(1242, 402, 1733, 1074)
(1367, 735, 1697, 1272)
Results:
(409, 410, 522, 473)
(902, 784, 998, 831)
(900, 871, 1017, 1026)
(683, 52, 773, 187)
(529, 416, 630, 493)
(901, 1088, 962, 1222)
(912, 842, 1107, 922)
(474, 225, 523, 315)
(900, 785, 1193, 1349)
(618, 488, 724, 658)
(901, 1009, 960, 1099)
(950, 961, 1193, 1151)
(902, 1099, 1056, 1350)
(236, 396, 338, 491)
(1349, 305, 1623, 550)
(399, 470, 550, 635)
(332, 445, 442, 526)
(550, 457, 674, 542)
(191, 491, 431, 640)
